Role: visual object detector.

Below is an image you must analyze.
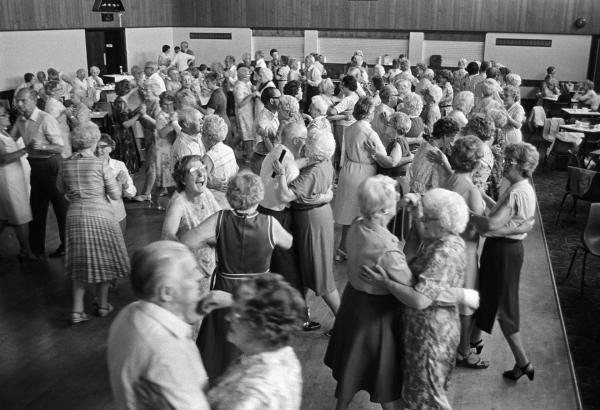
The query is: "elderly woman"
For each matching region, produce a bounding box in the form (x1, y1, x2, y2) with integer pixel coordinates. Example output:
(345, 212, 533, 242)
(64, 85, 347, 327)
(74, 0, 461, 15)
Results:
(371, 85, 398, 146)
(442, 136, 488, 368)
(409, 117, 459, 194)
(287, 58, 301, 82)
(233, 66, 256, 160)
(415, 68, 434, 97)
(207, 274, 304, 410)
(421, 85, 442, 136)
(398, 92, 425, 151)
(438, 69, 454, 116)
(452, 58, 469, 93)
(57, 123, 129, 324)
(325, 176, 406, 410)
(464, 116, 496, 191)
(318, 78, 338, 107)
(273, 129, 341, 316)
(333, 96, 385, 261)
(328, 75, 359, 168)
(304, 54, 323, 112)
(471, 143, 539, 382)
(505, 73, 522, 89)
(462, 61, 481, 93)
(161, 155, 221, 292)
(447, 91, 474, 129)
(0, 105, 35, 261)
(470, 79, 504, 118)
(307, 95, 333, 134)
(95, 134, 136, 232)
(200, 72, 232, 141)
(181, 172, 292, 381)
(113, 79, 142, 173)
(361, 188, 475, 410)
(277, 95, 304, 140)
(202, 114, 239, 209)
(44, 81, 71, 157)
(542, 66, 560, 99)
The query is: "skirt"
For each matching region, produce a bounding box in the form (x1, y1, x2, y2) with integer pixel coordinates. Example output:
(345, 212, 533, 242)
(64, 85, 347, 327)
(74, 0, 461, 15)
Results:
(257, 206, 303, 293)
(292, 204, 336, 296)
(197, 271, 267, 383)
(476, 237, 524, 335)
(402, 305, 459, 410)
(65, 200, 130, 283)
(324, 284, 403, 403)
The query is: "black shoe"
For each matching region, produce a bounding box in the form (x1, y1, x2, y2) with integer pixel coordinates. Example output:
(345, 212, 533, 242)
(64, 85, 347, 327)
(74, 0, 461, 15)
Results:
(49, 245, 65, 258)
(302, 321, 322, 331)
(503, 362, 534, 381)
(470, 339, 484, 355)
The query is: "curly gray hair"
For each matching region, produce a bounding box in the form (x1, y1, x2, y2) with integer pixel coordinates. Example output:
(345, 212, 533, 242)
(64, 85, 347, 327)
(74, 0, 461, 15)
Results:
(421, 188, 469, 235)
(504, 142, 539, 178)
(202, 114, 228, 146)
(305, 129, 336, 162)
(226, 171, 265, 210)
(358, 175, 398, 219)
(70, 122, 101, 151)
(399, 92, 423, 117)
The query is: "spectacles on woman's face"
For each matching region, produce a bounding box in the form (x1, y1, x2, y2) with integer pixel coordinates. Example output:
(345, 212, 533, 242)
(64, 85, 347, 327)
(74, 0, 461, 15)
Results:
(504, 159, 519, 169)
(186, 166, 206, 176)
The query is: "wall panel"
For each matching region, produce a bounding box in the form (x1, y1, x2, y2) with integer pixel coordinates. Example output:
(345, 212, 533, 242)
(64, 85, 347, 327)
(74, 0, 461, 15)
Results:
(252, 36, 304, 61)
(423, 40, 485, 66)
(1, 0, 600, 34)
(319, 38, 409, 64)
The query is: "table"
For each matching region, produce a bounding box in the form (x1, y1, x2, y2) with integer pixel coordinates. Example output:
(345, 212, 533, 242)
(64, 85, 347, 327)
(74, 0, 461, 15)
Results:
(561, 108, 600, 120)
(103, 74, 134, 83)
(559, 124, 600, 163)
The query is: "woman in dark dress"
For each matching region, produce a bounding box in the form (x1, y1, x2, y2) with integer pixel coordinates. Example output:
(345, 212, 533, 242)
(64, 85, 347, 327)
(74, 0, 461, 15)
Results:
(273, 128, 341, 317)
(201, 72, 232, 143)
(325, 175, 407, 410)
(112, 80, 142, 173)
(181, 171, 292, 383)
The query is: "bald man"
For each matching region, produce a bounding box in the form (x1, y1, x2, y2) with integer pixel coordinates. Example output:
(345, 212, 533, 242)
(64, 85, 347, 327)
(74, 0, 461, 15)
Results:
(143, 61, 166, 94)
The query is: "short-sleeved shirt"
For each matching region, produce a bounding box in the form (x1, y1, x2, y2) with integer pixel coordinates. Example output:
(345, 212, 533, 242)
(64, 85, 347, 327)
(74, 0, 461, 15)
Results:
(171, 132, 205, 165)
(254, 108, 279, 155)
(11, 107, 63, 158)
(486, 179, 536, 240)
(259, 144, 300, 211)
(332, 92, 359, 127)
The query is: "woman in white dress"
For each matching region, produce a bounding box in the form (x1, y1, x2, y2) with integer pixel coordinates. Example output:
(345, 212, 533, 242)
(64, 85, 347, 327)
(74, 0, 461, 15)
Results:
(233, 66, 256, 161)
(333, 96, 385, 260)
(502, 85, 526, 144)
(202, 115, 239, 209)
(0, 105, 35, 261)
(44, 81, 71, 157)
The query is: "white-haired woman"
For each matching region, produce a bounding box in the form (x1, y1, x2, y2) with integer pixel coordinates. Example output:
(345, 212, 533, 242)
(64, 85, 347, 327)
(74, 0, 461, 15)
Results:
(304, 54, 323, 113)
(447, 91, 474, 129)
(471, 143, 539, 382)
(371, 85, 398, 147)
(421, 85, 442, 136)
(470, 79, 503, 119)
(202, 115, 239, 209)
(398, 92, 425, 151)
(415, 68, 434, 96)
(333, 96, 385, 261)
(362, 188, 475, 410)
(44, 81, 71, 158)
(233, 66, 256, 161)
(273, 129, 341, 317)
(277, 95, 304, 141)
(502, 85, 525, 145)
(307, 95, 333, 134)
(452, 58, 469, 94)
(254, 67, 276, 116)
(182, 171, 293, 381)
(57, 123, 129, 324)
(318, 78, 338, 107)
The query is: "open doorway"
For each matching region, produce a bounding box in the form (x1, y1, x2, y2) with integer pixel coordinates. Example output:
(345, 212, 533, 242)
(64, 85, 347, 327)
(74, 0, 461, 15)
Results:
(588, 36, 600, 91)
(85, 28, 127, 77)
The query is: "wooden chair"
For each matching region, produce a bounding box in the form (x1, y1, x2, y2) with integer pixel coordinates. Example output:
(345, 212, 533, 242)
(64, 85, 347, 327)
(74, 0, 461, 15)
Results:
(556, 166, 600, 224)
(564, 203, 600, 295)
(544, 137, 581, 170)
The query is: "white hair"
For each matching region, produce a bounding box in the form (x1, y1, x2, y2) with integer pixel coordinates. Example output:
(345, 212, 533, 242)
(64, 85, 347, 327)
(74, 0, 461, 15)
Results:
(358, 175, 398, 219)
(305, 129, 335, 162)
(310, 95, 329, 116)
(422, 188, 469, 235)
(424, 84, 443, 104)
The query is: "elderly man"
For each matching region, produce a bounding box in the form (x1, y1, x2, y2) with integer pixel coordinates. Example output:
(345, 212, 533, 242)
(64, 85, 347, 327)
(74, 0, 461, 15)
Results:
(144, 61, 166, 94)
(171, 107, 205, 164)
(171, 47, 196, 72)
(11, 88, 66, 257)
(108, 240, 232, 410)
(180, 41, 194, 56)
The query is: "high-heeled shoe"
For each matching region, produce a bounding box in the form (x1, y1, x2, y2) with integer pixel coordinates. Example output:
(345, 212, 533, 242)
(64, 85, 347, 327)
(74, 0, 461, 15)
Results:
(503, 362, 535, 381)
(470, 339, 484, 355)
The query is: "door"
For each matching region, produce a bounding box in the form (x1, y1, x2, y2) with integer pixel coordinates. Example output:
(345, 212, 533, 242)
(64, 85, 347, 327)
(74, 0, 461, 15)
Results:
(85, 28, 127, 76)
(588, 36, 600, 92)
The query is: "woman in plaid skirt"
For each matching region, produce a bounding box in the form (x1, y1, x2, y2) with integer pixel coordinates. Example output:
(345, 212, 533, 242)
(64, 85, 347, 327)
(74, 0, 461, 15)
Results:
(57, 122, 130, 324)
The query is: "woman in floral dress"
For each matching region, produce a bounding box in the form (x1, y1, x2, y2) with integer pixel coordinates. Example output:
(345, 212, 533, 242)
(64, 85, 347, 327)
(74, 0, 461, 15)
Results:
(112, 80, 141, 173)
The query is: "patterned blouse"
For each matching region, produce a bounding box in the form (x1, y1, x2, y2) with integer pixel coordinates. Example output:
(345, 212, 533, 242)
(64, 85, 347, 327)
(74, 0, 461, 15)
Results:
(207, 346, 302, 410)
(409, 234, 466, 306)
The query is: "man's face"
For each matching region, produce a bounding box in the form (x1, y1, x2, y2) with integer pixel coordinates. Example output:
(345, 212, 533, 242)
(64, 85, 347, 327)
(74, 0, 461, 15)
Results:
(37, 72, 46, 83)
(15, 91, 36, 117)
(271, 51, 279, 61)
(169, 256, 206, 322)
(181, 42, 189, 51)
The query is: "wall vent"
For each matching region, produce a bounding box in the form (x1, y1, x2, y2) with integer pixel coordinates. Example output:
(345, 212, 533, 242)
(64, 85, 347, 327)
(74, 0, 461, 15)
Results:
(495, 38, 552, 47)
(189, 33, 232, 40)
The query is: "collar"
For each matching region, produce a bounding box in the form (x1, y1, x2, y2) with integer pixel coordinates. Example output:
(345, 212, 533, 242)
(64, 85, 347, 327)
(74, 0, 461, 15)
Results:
(25, 107, 42, 122)
(137, 301, 193, 340)
(181, 131, 200, 143)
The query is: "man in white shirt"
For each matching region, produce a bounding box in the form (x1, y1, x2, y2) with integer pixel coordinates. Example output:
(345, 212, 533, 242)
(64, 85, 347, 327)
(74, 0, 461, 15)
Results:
(171, 107, 205, 165)
(144, 61, 167, 94)
(108, 241, 232, 410)
(171, 47, 196, 72)
(180, 41, 194, 56)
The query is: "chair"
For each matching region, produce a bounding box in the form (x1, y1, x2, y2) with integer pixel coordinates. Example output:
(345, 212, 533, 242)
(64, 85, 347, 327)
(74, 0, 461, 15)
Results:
(544, 136, 581, 171)
(556, 166, 600, 224)
(564, 203, 600, 295)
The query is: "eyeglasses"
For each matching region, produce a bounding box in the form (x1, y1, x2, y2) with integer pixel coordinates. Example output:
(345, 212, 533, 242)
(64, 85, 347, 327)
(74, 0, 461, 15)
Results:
(96, 144, 110, 150)
(504, 160, 519, 168)
(187, 166, 206, 176)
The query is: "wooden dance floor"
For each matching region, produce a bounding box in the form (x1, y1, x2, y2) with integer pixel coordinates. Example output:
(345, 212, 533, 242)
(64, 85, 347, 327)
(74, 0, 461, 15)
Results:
(0, 189, 581, 409)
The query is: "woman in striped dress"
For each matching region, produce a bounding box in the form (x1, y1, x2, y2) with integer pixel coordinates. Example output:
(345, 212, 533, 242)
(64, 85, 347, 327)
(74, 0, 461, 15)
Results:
(57, 123, 130, 324)
(202, 115, 239, 209)
(181, 171, 292, 382)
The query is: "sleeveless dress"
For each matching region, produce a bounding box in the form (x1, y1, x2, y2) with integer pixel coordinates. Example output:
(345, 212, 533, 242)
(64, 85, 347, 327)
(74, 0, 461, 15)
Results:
(167, 191, 221, 288)
(0, 131, 31, 225)
(205, 142, 239, 209)
(57, 154, 130, 283)
(197, 210, 276, 382)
